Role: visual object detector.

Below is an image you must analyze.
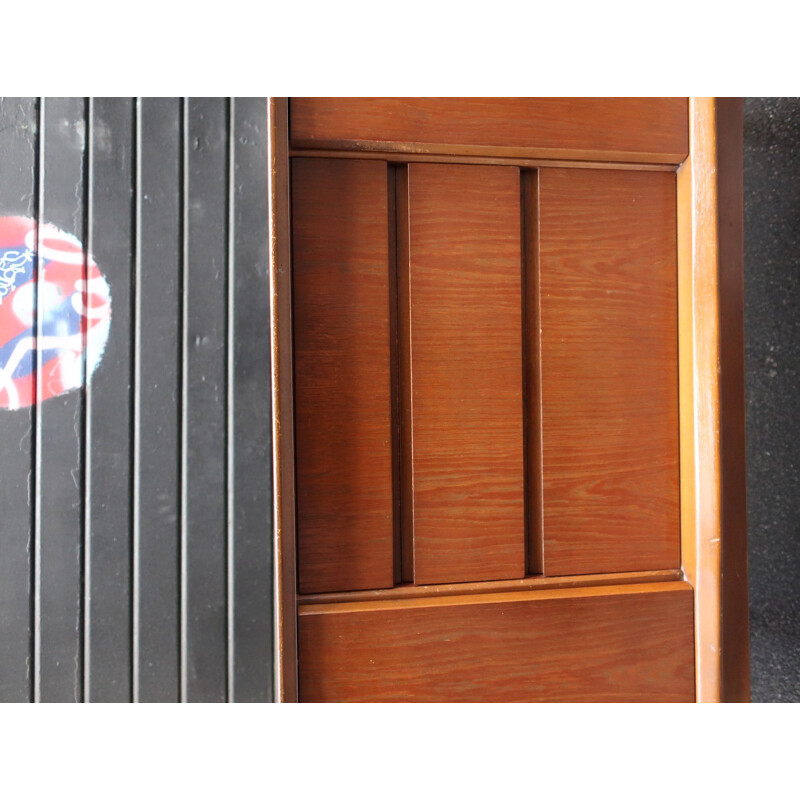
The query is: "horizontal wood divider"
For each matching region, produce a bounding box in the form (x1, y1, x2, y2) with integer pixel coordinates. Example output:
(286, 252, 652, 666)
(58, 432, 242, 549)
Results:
(288, 148, 678, 172)
(299, 568, 685, 606)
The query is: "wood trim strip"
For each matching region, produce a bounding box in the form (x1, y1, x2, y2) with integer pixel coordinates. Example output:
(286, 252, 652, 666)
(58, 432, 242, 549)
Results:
(288, 148, 677, 172)
(299, 568, 684, 606)
(300, 579, 691, 616)
(290, 139, 685, 167)
(268, 98, 298, 702)
(716, 99, 749, 703)
(677, 97, 749, 702)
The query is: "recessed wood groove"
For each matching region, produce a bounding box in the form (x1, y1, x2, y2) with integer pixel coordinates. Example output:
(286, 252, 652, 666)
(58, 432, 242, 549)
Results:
(395, 165, 414, 585)
(522, 169, 543, 576)
(299, 568, 684, 606)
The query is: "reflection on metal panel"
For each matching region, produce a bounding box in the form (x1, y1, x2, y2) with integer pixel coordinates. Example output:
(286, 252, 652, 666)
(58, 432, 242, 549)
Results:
(0, 97, 274, 703)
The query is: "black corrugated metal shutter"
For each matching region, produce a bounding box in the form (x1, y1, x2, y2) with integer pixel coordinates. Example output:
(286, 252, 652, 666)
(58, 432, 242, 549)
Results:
(0, 97, 274, 702)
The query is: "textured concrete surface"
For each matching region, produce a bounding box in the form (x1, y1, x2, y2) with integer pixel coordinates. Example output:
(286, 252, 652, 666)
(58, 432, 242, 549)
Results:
(744, 97, 800, 702)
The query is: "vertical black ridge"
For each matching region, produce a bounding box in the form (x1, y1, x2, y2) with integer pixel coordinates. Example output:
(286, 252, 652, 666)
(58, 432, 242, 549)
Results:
(80, 96, 92, 703)
(179, 97, 189, 703)
(28, 97, 43, 703)
(131, 97, 142, 703)
(32, 97, 45, 703)
(225, 97, 235, 703)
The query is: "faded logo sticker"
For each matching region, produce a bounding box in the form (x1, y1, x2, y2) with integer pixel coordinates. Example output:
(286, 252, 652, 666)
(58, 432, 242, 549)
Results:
(0, 216, 111, 410)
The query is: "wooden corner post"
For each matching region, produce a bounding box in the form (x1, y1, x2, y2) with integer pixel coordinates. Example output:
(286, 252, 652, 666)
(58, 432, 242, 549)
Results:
(677, 97, 749, 702)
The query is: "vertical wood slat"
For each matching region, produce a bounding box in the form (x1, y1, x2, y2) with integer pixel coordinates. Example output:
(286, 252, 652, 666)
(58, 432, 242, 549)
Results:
(0, 98, 38, 701)
(539, 168, 681, 576)
(405, 163, 525, 585)
(85, 98, 134, 702)
(292, 157, 395, 594)
(37, 97, 87, 702)
(135, 98, 182, 702)
(184, 98, 228, 701)
(230, 98, 274, 702)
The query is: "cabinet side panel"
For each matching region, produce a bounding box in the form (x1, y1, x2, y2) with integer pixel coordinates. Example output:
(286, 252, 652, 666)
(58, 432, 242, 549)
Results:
(293, 158, 394, 594)
(539, 168, 680, 575)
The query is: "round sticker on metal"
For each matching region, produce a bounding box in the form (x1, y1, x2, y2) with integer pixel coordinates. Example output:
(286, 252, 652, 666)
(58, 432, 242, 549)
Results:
(0, 216, 111, 410)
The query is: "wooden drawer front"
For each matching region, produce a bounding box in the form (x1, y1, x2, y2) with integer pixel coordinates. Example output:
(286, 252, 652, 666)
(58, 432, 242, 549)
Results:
(298, 582, 695, 702)
(292, 158, 395, 593)
(538, 168, 681, 575)
(290, 98, 689, 164)
(404, 164, 525, 584)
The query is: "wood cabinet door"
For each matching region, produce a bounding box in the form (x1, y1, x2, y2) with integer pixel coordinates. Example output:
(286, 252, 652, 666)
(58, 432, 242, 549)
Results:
(270, 98, 748, 702)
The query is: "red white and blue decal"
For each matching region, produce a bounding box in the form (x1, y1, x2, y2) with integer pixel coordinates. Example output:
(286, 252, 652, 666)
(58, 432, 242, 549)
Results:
(0, 216, 111, 409)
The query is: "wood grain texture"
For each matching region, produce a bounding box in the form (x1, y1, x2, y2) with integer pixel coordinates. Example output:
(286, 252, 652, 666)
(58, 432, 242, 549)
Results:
(539, 168, 680, 576)
(299, 568, 683, 605)
(677, 98, 749, 702)
(290, 98, 689, 164)
(292, 157, 394, 594)
(405, 163, 524, 584)
(716, 99, 749, 702)
(298, 581, 695, 702)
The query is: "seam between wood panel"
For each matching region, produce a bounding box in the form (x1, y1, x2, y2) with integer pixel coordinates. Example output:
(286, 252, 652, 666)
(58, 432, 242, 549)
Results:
(521, 169, 543, 577)
(268, 98, 298, 702)
(395, 165, 413, 586)
(387, 164, 401, 587)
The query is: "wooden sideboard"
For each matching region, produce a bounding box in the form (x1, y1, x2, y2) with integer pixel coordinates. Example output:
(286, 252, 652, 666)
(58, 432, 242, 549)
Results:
(269, 98, 748, 702)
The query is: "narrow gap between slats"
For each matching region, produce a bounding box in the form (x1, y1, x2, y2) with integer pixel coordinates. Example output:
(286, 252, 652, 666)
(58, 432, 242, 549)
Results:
(179, 97, 189, 703)
(387, 164, 401, 586)
(131, 97, 142, 703)
(225, 97, 236, 703)
(394, 165, 413, 585)
(521, 169, 544, 576)
(81, 96, 93, 703)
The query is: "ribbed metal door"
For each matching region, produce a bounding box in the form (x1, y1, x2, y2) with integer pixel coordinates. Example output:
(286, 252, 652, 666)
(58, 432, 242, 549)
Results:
(0, 97, 274, 702)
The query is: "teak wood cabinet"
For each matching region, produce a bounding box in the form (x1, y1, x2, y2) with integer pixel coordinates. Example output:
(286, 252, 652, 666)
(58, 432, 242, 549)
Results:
(269, 98, 748, 702)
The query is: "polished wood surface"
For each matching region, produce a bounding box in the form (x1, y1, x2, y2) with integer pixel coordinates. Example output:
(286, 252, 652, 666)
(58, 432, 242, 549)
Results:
(298, 582, 695, 702)
(292, 158, 394, 593)
(271, 96, 748, 703)
(290, 98, 689, 165)
(539, 168, 680, 576)
(299, 568, 683, 605)
(404, 163, 525, 584)
(716, 99, 749, 703)
(677, 98, 749, 702)
(288, 148, 678, 172)
(268, 98, 297, 701)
